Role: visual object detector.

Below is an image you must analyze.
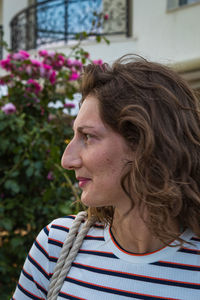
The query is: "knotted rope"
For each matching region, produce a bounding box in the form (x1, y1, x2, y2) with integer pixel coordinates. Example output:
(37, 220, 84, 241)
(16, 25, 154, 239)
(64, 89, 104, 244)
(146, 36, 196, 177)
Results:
(47, 211, 95, 300)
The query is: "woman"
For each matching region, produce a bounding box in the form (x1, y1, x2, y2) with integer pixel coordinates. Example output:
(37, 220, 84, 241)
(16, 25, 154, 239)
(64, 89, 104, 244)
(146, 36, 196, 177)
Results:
(12, 56, 200, 299)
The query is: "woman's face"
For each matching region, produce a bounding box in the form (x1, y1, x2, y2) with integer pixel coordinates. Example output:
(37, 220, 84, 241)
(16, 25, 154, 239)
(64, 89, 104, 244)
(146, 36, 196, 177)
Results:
(61, 95, 132, 210)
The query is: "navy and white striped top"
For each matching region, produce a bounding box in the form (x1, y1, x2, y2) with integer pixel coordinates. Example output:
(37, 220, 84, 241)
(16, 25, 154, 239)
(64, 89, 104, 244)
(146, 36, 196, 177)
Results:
(12, 215, 200, 299)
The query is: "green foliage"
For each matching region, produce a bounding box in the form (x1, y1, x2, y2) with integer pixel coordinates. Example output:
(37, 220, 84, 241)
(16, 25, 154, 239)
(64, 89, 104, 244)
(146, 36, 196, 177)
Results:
(0, 97, 80, 297)
(0, 20, 110, 297)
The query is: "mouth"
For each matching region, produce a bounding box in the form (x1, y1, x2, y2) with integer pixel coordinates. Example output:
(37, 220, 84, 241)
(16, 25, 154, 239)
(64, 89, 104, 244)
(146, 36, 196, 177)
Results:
(77, 177, 91, 188)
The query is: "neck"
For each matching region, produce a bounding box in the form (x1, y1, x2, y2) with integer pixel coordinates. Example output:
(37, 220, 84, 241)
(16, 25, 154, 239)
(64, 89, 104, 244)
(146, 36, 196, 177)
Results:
(111, 208, 180, 254)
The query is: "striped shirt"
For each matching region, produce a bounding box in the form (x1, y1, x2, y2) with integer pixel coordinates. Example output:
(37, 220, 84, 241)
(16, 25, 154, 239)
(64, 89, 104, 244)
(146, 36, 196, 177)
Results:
(12, 215, 200, 299)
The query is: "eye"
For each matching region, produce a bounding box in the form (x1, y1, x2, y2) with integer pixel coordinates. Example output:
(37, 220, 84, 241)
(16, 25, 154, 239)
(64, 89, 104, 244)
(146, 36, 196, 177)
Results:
(84, 133, 91, 140)
(82, 133, 93, 143)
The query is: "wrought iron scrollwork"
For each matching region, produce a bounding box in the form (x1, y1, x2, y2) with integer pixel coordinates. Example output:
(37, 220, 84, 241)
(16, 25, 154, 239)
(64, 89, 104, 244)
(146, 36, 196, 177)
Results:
(10, 0, 130, 52)
(0, 25, 3, 59)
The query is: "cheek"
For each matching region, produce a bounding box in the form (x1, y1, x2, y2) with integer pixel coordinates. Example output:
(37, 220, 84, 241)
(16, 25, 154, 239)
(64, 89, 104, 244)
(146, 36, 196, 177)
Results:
(97, 156, 123, 181)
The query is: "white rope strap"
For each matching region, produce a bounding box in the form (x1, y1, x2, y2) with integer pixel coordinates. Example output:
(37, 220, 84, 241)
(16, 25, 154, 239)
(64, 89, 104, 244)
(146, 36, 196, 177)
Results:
(47, 211, 95, 300)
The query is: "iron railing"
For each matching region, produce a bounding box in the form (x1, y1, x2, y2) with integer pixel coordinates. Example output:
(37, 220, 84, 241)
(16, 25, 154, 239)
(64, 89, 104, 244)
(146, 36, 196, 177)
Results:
(0, 25, 3, 59)
(10, 0, 131, 52)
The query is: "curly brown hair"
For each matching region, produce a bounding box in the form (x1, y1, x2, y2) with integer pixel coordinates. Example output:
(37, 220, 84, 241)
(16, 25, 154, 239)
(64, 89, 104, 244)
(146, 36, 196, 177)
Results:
(80, 55, 200, 243)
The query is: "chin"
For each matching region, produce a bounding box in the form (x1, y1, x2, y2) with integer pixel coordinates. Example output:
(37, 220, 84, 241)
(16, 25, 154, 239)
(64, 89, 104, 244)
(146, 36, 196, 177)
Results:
(80, 193, 103, 208)
(80, 195, 91, 207)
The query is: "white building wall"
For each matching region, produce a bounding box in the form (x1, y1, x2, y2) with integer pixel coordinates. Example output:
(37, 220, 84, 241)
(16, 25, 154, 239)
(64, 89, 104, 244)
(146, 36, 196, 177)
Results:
(78, 0, 200, 65)
(132, 0, 200, 64)
(2, 0, 28, 52)
(37, 0, 200, 67)
(1, 0, 200, 67)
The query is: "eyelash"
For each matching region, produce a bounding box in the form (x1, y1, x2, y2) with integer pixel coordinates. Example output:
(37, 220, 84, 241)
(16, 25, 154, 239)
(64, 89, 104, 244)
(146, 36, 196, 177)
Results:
(82, 133, 93, 142)
(83, 133, 91, 139)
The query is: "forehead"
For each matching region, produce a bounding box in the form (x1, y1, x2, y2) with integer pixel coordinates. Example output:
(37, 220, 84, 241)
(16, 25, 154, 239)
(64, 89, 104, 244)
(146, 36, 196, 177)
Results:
(73, 95, 103, 129)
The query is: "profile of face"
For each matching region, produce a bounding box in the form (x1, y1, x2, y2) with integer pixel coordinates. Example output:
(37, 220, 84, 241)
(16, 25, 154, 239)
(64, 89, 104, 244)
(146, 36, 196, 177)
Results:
(61, 95, 132, 210)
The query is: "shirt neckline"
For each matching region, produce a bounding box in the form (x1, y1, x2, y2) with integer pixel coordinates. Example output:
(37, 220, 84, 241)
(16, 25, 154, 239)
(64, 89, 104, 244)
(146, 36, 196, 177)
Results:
(103, 225, 193, 263)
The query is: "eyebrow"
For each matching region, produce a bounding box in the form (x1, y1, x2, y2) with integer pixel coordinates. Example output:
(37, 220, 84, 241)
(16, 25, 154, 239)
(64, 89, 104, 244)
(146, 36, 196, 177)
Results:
(73, 125, 95, 132)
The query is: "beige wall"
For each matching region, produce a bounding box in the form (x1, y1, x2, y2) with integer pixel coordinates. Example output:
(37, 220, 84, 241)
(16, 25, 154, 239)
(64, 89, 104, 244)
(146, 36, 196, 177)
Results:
(29, 0, 200, 67)
(1, 0, 200, 69)
(2, 0, 29, 52)
(0, 0, 3, 25)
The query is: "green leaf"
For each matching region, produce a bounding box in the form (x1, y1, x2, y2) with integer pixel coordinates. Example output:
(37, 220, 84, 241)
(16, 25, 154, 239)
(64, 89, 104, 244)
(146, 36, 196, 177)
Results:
(0, 218, 13, 231)
(11, 236, 24, 248)
(4, 179, 20, 193)
(23, 159, 30, 167)
(0, 139, 10, 152)
(34, 161, 42, 170)
(0, 121, 7, 131)
(10, 170, 19, 178)
(26, 166, 34, 177)
(103, 36, 110, 45)
(96, 35, 101, 43)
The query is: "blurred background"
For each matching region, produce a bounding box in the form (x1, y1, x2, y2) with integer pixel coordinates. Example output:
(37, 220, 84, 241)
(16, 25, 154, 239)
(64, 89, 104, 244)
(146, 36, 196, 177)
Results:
(1, 0, 200, 88)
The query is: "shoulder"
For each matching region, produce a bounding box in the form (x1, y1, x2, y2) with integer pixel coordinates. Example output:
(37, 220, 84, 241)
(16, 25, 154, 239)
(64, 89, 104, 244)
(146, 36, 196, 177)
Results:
(37, 214, 105, 252)
(46, 215, 78, 244)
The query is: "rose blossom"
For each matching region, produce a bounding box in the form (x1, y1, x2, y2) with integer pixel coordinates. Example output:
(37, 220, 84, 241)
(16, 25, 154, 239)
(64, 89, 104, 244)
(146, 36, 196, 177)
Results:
(49, 70, 56, 84)
(69, 72, 80, 81)
(64, 102, 76, 109)
(12, 50, 30, 60)
(27, 79, 42, 94)
(93, 59, 103, 65)
(47, 171, 54, 181)
(38, 49, 49, 57)
(72, 60, 83, 68)
(0, 58, 12, 71)
(1, 103, 16, 115)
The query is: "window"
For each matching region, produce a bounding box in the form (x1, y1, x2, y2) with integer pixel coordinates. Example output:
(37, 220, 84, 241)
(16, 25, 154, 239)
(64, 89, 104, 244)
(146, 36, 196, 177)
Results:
(36, 0, 102, 45)
(167, 0, 200, 10)
(179, 0, 200, 5)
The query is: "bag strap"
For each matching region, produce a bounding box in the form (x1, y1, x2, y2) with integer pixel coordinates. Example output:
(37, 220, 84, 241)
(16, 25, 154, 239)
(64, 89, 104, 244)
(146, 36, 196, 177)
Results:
(47, 211, 95, 300)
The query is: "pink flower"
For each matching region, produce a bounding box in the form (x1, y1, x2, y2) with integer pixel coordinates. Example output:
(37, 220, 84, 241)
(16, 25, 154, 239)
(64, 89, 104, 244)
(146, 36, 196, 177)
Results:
(30, 59, 42, 67)
(93, 59, 103, 65)
(11, 50, 30, 61)
(0, 78, 5, 85)
(38, 49, 49, 57)
(25, 65, 32, 76)
(66, 58, 73, 67)
(72, 60, 83, 68)
(58, 54, 65, 61)
(27, 79, 42, 94)
(48, 51, 56, 57)
(19, 50, 30, 58)
(49, 70, 56, 84)
(69, 72, 80, 81)
(1, 103, 16, 115)
(47, 171, 54, 181)
(48, 114, 54, 121)
(64, 102, 75, 109)
(0, 58, 11, 70)
(54, 55, 66, 69)
(39, 63, 52, 77)
(12, 50, 30, 60)
(104, 14, 109, 20)
(39, 66, 46, 77)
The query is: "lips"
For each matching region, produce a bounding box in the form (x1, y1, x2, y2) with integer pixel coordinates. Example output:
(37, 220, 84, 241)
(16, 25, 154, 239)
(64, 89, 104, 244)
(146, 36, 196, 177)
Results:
(77, 177, 91, 188)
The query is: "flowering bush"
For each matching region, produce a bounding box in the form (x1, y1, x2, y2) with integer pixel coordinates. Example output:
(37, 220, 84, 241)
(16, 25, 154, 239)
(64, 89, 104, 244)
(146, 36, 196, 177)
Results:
(0, 26, 109, 297)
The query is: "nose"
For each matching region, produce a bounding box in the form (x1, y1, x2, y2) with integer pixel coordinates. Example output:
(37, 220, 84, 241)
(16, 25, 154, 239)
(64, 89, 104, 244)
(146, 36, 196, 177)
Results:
(61, 139, 82, 170)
